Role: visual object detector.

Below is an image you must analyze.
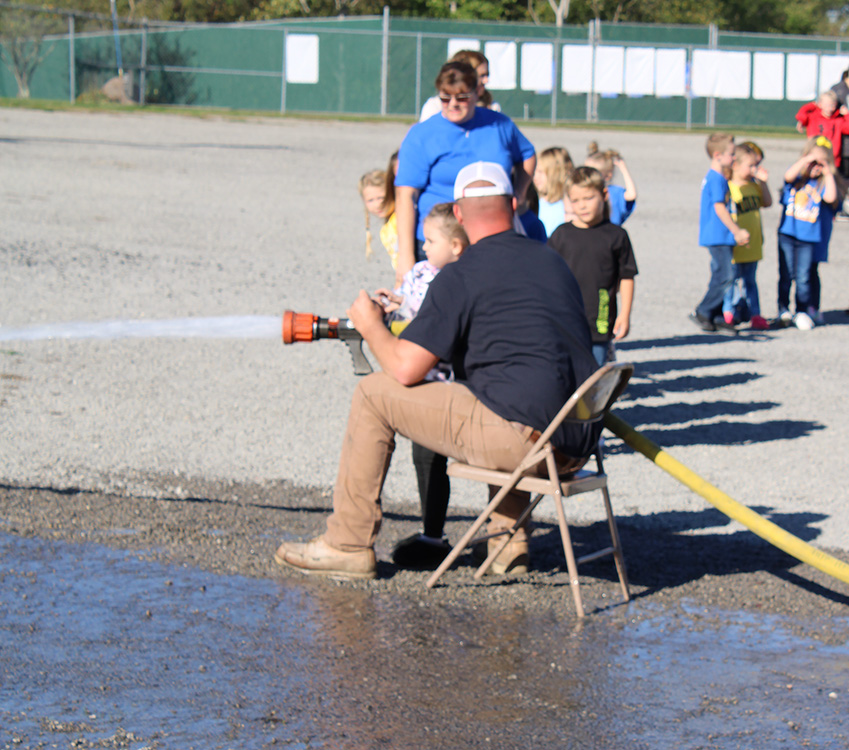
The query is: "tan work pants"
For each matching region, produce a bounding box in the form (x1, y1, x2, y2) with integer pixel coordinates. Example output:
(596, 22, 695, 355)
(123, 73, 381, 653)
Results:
(325, 372, 537, 551)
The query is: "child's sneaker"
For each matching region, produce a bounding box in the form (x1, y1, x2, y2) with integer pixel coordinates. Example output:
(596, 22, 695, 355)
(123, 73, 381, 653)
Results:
(723, 311, 736, 325)
(778, 310, 794, 327)
(750, 315, 769, 330)
(793, 311, 815, 330)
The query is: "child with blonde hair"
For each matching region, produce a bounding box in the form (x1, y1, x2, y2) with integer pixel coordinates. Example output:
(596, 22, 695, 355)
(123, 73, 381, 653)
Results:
(357, 151, 399, 269)
(690, 132, 750, 332)
(374, 203, 470, 569)
(532, 146, 575, 237)
(778, 138, 839, 329)
(585, 141, 638, 225)
(722, 142, 772, 330)
(547, 166, 638, 366)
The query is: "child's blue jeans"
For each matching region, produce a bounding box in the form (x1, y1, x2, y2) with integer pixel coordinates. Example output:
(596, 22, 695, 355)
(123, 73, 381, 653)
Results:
(777, 233, 814, 314)
(697, 245, 735, 320)
(722, 261, 761, 318)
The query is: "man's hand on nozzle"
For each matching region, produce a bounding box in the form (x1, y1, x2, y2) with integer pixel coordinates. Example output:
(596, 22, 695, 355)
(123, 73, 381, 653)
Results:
(347, 290, 385, 338)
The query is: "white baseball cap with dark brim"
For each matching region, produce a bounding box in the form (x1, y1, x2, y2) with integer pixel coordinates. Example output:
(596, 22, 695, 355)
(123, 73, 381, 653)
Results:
(453, 161, 514, 200)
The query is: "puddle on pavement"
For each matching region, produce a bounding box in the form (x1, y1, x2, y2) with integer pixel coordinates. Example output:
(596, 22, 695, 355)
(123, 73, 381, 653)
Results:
(1, 532, 847, 749)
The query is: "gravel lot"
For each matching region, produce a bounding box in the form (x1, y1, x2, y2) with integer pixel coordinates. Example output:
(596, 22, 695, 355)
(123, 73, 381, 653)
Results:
(2, 106, 848, 552)
(2, 106, 849, 749)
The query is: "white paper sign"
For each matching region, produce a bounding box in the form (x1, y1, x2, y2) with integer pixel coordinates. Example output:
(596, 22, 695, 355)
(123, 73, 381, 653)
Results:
(594, 45, 625, 95)
(520, 42, 553, 92)
(819, 55, 849, 93)
(484, 41, 517, 90)
(786, 53, 818, 101)
(561, 44, 593, 94)
(692, 49, 750, 99)
(447, 38, 480, 58)
(752, 52, 784, 100)
(624, 47, 655, 96)
(655, 48, 686, 97)
(286, 34, 319, 84)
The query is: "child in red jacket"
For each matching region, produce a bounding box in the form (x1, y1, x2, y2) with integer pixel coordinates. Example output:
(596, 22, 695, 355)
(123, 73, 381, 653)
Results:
(796, 91, 849, 168)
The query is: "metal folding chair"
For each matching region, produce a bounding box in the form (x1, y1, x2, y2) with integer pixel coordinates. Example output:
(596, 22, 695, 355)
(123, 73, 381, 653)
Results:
(425, 362, 634, 617)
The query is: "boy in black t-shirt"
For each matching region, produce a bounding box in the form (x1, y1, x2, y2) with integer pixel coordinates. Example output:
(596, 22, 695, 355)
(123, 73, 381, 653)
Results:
(548, 166, 638, 366)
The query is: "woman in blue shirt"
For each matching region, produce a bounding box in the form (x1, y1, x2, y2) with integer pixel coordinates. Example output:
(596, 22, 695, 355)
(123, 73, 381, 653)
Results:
(394, 61, 536, 286)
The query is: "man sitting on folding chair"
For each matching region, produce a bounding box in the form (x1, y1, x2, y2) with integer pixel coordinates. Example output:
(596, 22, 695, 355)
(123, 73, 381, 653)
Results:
(275, 161, 601, 580)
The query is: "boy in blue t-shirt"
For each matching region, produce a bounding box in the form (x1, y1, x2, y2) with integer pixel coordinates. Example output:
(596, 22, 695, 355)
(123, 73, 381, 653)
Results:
(690, 133, 751, 332)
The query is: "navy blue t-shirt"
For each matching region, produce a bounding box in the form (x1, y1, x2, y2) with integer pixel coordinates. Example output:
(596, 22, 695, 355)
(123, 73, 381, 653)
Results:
(401, 230, 599, 457)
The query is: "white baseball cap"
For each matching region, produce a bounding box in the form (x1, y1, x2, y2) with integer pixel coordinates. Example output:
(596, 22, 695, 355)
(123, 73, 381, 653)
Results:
(453, 161, 514, 200)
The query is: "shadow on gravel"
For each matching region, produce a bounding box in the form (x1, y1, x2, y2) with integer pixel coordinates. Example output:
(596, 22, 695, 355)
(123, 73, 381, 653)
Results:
(605, 414, 824, 449)
(516, 509, 849, 607)
(618, 332, 773, 350)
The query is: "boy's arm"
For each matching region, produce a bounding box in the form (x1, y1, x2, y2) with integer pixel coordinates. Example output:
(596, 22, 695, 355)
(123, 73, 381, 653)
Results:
(613, 156, 637, 201)
(795, 101, 816, 125)
(714, 202, 750, 245)
(613, 278, 634, 340)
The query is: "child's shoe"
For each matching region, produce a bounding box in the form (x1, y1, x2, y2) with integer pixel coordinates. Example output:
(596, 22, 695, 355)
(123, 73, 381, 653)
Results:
(793, 311, 815, 330)
(778, 310, 794, 328)
(723, 311, 736, 325)
(750, 315, 769, 330)
(807, 307, 825, 326)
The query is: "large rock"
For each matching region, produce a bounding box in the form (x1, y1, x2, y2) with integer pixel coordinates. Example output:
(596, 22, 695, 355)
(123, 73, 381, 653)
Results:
(102, 74, 134, 104)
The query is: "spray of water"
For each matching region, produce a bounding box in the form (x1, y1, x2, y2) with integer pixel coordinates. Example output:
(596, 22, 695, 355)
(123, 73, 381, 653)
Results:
(0, 316, 283, 342)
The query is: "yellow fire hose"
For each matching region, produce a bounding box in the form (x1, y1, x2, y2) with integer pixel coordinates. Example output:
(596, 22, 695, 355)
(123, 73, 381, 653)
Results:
(604, 411, 849, 586)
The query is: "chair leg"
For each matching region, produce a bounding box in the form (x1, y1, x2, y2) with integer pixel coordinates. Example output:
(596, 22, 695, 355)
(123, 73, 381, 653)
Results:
(546, 449, 585, 617)
(601, 486, 630, 602)
(426, 472, 526, 588)
(473, 492, 545, 580)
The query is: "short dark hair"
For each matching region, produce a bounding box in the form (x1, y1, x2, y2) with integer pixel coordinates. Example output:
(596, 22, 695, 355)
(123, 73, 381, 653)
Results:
(435, 61, 478, 94)
(843, 69, 849, 81)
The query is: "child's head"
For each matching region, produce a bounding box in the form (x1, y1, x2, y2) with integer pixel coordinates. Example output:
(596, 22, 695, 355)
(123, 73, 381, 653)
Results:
(740, 140, 764, 165)
(358, 169, 388, 259)
(584, 141, 618, 182)
(731, 144, 757, 182)
(801, 138, 835, 183)
(358, 169, 388, 218)
(423, 203, 469, 268)
(533, 147, 573, 202)
(817, 90, 839, 118)
(706, 133, 735, 167)
(565, 166, 608, 227)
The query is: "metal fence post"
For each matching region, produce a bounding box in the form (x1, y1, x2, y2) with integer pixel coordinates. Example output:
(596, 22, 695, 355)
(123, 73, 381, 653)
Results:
(280, 29, 288, 114)
(380, 6, 389, 116)
(415, 32, 422, 118)
(686, 45, 693, 130)
(586, 19, 597, 123)
(68, 14, 75, 103)
(707, 23, 717, 126)
(139, 20, 148, 106)
(551, 29, 560, 126)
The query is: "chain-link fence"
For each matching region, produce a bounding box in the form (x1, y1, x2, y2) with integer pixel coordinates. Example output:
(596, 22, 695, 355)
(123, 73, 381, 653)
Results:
(2, 5, 848, 128)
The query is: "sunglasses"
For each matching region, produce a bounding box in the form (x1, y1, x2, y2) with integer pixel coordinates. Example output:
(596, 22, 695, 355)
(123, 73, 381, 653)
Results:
(439, 92, 473, 104)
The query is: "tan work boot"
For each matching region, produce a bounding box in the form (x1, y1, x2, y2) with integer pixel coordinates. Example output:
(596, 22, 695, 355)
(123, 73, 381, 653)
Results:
(487, 533, 529, 575)
(474, 526, 530, 575)
(274, 536, 376, 580)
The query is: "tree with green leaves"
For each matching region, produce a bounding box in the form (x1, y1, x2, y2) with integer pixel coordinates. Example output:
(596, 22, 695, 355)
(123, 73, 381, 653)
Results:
(0, 8, 64, 97)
